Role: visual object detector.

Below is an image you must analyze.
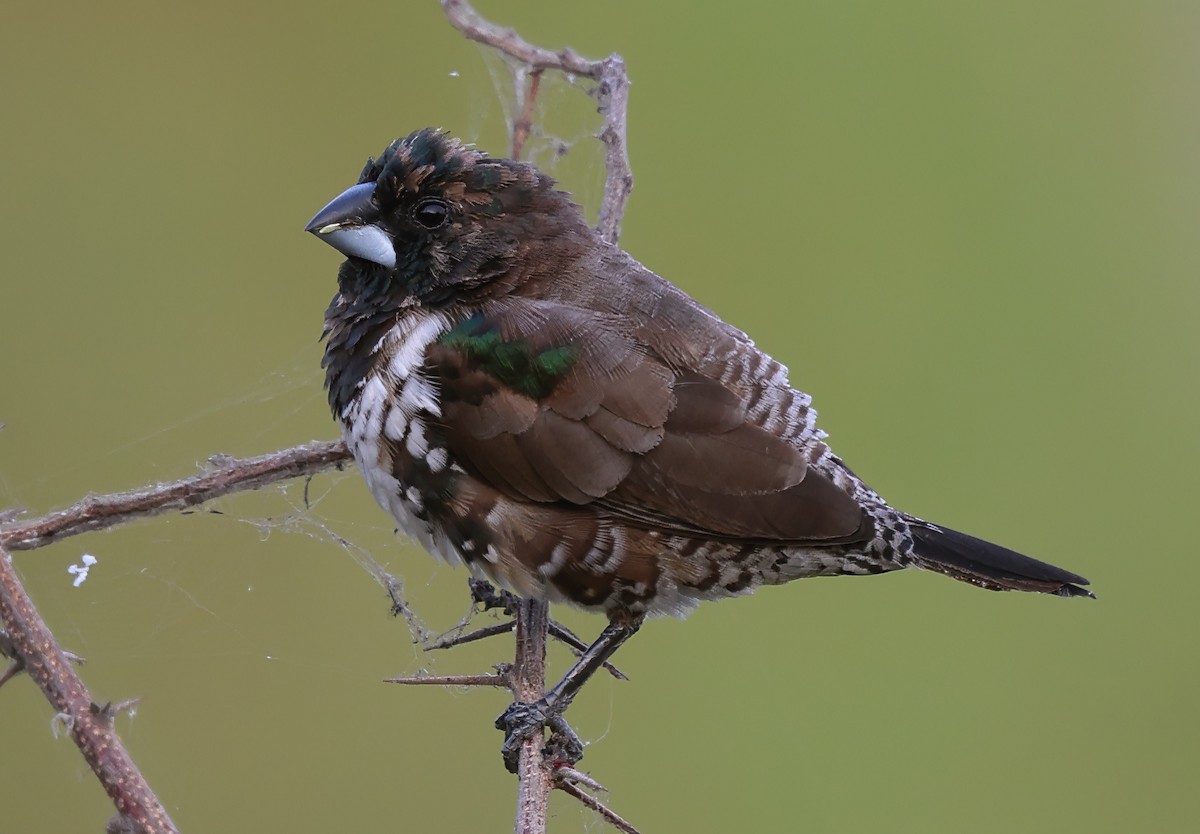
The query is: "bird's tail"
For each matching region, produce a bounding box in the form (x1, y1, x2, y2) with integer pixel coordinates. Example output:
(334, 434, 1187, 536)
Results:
(906, 517, 1094, 599)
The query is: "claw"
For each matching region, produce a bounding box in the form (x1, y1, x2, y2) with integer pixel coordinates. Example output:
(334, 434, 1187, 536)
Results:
(494, 618, 642, 772)
(546, 714, 584, 765)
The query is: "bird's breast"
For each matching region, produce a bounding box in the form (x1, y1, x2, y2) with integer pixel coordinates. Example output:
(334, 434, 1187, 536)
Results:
(340, 310, 467, 566)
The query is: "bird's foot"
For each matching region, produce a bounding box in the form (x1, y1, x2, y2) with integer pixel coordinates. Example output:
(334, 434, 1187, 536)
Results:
(494, 618, 641, 772)
(496, 699, 547, 773)
(495, 699, 584, 773)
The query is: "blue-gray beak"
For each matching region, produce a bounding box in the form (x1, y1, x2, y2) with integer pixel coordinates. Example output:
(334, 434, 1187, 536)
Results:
(305, 181, 397, 268)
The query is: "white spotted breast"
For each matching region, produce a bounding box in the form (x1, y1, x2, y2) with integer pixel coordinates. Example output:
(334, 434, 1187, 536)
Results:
(339, 309, 466, 566)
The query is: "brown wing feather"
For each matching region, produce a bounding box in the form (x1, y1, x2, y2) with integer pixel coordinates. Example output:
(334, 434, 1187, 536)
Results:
(516, 410, 633, 502)
(428, 299, 870, 544)
(613, 461, 869, 541)
(447, 430, 559, 502)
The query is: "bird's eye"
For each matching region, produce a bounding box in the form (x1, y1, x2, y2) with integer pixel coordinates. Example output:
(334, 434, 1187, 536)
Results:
(413, 198, 450, 229)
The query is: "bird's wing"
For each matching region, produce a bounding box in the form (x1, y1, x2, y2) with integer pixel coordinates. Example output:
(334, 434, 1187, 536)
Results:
(426, 299, 871, 545)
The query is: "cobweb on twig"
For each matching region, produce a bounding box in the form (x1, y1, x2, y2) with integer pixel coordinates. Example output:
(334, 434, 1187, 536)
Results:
(234, 478, 435, 649)
(471, 47, 608, 219)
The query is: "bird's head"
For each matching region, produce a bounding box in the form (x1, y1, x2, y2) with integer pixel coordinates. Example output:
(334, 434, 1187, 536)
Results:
(306, 129, 590, 307)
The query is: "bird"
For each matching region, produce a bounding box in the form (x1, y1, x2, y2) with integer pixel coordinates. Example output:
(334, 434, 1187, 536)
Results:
(306, 128, 1092, 768)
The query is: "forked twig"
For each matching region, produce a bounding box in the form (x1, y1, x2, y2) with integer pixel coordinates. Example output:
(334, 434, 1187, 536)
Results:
(442, 0, 633, 245)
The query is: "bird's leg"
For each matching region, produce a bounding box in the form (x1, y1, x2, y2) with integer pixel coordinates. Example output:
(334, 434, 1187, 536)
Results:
(427, 579, 628, 677)
(496, 617, 642, 772)
(538, 618, 641, 716)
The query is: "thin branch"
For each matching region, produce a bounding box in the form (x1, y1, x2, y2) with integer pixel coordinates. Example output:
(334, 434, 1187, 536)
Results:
(555, 779, 643, 834)
(386, 672, 509, 688)
(549, 622, 629, 681)
(304, 519, 434, 648)
(0, 439, 351, 551)
(0, 543, 178, 833)
(432, 583, 628, 679)
(426, 620, 516, 651)
(442, 0, 633, 245)
(511, 69, 543, 160)
(425, 620, 628, 681)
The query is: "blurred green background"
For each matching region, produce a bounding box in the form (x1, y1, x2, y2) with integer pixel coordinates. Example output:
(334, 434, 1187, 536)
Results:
(1, 1, 1195, 831)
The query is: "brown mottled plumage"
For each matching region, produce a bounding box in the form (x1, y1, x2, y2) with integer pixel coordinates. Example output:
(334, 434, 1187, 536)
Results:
(306, 129, 1092, 767)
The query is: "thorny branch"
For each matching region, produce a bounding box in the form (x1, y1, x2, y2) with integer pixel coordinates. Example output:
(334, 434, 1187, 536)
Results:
(0, 440, 351, 552)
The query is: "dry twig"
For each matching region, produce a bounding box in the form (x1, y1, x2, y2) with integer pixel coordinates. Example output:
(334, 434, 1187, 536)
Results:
(556, 777, 643, 834)
(442, 0, 633, 244)
(0, 543, 178, 834)
(0, 440, 351, 552)
(386, 672, 509, 688)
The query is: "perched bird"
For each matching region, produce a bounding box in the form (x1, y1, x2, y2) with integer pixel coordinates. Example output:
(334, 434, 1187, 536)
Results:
(306, 129, 1092, 765)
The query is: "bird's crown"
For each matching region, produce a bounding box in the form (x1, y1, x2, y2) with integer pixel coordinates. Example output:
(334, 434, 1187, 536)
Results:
(360, 128, 542, 218)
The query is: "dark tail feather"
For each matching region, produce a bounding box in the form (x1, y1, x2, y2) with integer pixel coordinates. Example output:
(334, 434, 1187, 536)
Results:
(908, 519, 1095, 599)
